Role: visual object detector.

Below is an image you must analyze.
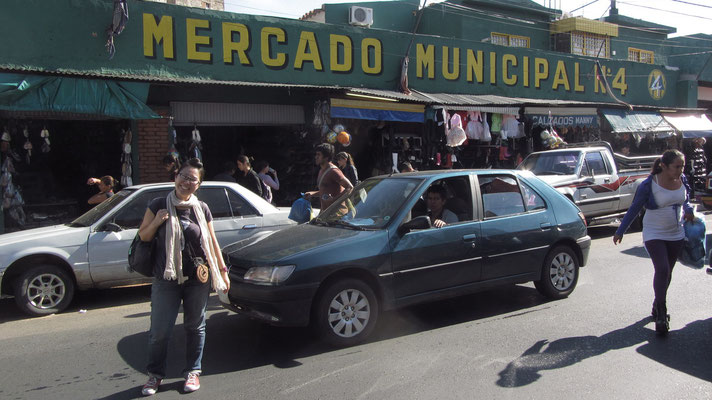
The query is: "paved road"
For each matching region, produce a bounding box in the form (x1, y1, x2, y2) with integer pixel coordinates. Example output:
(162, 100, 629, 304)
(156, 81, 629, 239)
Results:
(1, 220, 711, 399)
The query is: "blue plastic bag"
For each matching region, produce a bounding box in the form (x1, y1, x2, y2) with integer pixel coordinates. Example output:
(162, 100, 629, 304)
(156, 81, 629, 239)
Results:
(679, 211, 706, 269)
(288, 197, 314, 224)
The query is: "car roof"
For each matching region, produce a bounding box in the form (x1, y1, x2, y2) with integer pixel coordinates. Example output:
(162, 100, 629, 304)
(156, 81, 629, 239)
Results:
(371, 169, 524, 180)
(530, 147, 606, 154)
(125, 181, 242, 190)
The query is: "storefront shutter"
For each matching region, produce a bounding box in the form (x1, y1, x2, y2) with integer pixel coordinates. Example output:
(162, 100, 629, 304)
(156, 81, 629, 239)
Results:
(171, 102, 305, 126)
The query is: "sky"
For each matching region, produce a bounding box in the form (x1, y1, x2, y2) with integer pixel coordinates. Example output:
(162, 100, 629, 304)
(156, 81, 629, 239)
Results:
(223, 0, 712, 37)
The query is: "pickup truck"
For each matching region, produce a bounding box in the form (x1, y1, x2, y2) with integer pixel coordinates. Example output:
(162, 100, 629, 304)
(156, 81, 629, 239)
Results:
(517, 142, 657, 226)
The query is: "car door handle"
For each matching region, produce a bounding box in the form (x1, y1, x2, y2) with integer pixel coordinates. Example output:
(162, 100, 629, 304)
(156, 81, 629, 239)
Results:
(604, 178, 611, 183)
(540, 223, 552, 230)
(242, 224, 257, 229)
(462, 234, 477, 248)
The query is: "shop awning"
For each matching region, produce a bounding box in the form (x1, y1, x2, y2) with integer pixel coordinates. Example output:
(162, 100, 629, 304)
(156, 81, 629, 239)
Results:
(330, 98, 424, 123)
(0, 73, 160, 119)
(600, 108, 674, 135)
(662, 113, 712, 138)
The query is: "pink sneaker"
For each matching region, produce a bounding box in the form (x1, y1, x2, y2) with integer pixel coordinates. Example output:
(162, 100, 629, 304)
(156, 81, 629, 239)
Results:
(141, 376, 161, 396)
(184, 372, 200, 392)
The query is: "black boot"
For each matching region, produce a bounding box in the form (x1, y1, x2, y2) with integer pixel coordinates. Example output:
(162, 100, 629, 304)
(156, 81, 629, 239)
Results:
(655, 301, 669, 335)
(651, 300, 657, 320)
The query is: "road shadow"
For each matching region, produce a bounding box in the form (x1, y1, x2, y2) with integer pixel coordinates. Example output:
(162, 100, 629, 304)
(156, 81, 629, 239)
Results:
(104, 285, 550, 399)
(496, 316, 712, 388)
(0, 285, 152, 324)
(636, 317, 712, 382)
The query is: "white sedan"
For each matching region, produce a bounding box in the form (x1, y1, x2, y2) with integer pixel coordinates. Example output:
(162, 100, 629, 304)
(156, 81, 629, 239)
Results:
(0, 182, 295, 316)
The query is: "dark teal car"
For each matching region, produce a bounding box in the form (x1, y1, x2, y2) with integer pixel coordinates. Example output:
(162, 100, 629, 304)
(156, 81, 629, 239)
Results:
(220, 169, 591, 346)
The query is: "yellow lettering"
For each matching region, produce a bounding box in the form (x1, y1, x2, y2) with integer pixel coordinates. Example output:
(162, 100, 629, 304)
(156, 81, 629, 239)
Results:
(416, 43, 434, 79)
(490, 52, 497, 84)
(466, 50, 484, 83)
(574, 62, 584, 92)
(329, 34, 352, 72)
(552, 60, 570, 91)
(534, 58, 548, 88)
(261, 27, 286, 68)
(143, 13, 174, 59)
(502, 54, 517, 86)
(523, 56, 529, 87)
(222, 22, 250, 65)
(612, 68, 628, 95)
(186, 18, 211, 62)
(294, 31, 323, 71)
(361, 38, 382, 75)
(442, 46, 460, 80)
(594, 65, 607, 94)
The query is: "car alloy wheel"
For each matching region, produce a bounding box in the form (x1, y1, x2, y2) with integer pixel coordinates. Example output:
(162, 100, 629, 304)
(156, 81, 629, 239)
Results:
(14, 265, 75, 316)
(315, 278, 379, 347)
(548, 251, 576, 291)
(534, 246, 579, 299)
(328, 288, 371, 338)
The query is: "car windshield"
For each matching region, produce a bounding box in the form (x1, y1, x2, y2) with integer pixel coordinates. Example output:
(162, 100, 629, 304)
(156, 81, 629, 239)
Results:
(313, 177, 421, 229)
(518, 151, 580, 175)
(68, 189, 135, 227)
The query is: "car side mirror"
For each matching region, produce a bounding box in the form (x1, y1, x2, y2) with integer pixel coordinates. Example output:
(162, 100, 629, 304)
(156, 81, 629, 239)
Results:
(398, 215, 431, 235)
(103, 222, 122, 232)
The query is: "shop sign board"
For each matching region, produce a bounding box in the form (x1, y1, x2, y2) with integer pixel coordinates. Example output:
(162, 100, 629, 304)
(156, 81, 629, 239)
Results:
(0, 0, 680, 107)
(529, 115, 599, 127)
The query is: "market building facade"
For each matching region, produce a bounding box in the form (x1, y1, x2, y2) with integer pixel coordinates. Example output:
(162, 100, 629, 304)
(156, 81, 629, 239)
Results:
(0, 0, 710, 232)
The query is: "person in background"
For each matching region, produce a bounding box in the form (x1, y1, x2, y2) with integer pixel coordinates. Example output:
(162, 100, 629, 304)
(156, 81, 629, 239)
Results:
(163, 155, 180, 182)
(255, 160, 279, 204)
(138, 158, 230, 396)
(335, 152, 359, 186)
(86, 175, 116, 205)
(399, 161, 416, 172)
(613, 149, 694, 335)
(305, 143, 353, 210)
(211, 161, 236, 183)
(236, 155, 263, 198)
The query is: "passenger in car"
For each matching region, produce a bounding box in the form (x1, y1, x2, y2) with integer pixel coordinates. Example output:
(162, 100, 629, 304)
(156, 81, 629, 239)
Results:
(426, 185, 458, 228)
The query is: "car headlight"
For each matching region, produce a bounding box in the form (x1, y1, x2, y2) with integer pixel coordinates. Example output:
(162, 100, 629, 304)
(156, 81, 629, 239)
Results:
(243, 265, 296, 285)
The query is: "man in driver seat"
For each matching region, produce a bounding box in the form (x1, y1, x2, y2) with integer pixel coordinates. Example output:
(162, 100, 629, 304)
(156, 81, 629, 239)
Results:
(426, 185, 458, 228)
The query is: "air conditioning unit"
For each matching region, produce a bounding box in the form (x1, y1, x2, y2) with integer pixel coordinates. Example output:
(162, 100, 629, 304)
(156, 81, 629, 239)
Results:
(349, 6, 373, 27)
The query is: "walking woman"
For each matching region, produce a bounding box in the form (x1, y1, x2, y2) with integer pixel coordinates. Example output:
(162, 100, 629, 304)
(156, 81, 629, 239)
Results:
(137, 158, 230, 395)
(613, 149, 694, 335)
(335, 151, 359, 186)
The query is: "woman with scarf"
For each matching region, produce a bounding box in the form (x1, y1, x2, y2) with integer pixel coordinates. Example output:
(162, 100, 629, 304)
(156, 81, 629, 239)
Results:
(137, 158, 230, 396)
(613, 149, 694, 335)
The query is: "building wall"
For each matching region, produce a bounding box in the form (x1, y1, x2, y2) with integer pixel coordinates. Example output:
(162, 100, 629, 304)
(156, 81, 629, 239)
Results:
(145, 0, 224, 10)
(137, 107, 171, 184)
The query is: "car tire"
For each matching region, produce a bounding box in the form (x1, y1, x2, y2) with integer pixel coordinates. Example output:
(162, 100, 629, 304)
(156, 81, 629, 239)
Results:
(534, 246, 579, 299)
(13, 264, 75, 316)
(313, 278, 379, 347)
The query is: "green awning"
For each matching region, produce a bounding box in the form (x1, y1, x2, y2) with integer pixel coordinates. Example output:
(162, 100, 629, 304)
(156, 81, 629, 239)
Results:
(0, 73, 160, 119)
(601, 108, 674, 135)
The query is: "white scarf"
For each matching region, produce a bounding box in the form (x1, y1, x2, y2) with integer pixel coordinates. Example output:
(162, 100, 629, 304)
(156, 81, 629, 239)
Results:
(164, 190, 227, 292)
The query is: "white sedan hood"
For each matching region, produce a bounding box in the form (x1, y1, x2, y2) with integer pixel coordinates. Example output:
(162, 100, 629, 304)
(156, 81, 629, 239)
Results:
(0, 224, 89, 248)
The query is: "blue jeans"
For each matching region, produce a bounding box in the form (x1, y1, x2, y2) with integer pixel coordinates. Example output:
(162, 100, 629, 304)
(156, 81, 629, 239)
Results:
(146, 277, 210, 379)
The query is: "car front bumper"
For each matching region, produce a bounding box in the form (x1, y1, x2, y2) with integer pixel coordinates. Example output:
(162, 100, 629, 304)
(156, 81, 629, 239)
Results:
(220, 280, 320, 327)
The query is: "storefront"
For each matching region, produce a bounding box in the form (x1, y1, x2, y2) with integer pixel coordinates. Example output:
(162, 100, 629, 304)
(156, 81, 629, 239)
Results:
(0, 74, 158, 232)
